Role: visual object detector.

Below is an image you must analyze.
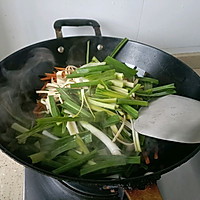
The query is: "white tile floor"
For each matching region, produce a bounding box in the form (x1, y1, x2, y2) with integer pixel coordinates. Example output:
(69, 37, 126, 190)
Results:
(0, 150, 24, 200)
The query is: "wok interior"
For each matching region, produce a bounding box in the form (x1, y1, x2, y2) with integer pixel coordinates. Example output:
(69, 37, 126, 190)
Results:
(0, 36, 199, 183)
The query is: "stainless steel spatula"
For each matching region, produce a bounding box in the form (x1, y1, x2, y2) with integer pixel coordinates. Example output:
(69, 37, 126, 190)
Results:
(134, 95, 200, 143)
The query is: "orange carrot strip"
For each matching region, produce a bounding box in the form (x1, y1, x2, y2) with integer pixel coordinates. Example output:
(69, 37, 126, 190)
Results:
(40, 81, 48, 91)
(40, 77, 52, 81)
(40, 73, 57, 81)
(54, 67, 66, 71)
(142, 151, 150, 165)
(62, 71, 66, 78)
(45, 73, 56, 77)
(33, 102, 46, 113)
(154, 146, 159, 160)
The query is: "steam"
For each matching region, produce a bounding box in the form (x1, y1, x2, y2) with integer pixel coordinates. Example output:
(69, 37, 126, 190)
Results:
(0, 48, 55, 143)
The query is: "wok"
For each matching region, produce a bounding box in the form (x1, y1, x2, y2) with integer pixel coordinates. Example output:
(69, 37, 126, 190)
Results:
(0, 19, 199, 192)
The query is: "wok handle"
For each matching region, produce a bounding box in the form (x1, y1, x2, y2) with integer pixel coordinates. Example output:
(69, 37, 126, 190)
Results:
(125, 183, 163, 200)
(53, 19, 102, 38)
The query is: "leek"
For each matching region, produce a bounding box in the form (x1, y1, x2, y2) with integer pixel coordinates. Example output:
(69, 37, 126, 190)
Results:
(80, 121, 121, 155)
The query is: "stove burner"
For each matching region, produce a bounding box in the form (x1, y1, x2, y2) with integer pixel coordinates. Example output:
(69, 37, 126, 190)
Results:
(61, 181, 123, 198)
(24, 168, 127, 200)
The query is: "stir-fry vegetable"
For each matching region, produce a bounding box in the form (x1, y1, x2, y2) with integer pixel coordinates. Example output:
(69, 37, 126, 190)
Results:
(12, 38, 176, 178)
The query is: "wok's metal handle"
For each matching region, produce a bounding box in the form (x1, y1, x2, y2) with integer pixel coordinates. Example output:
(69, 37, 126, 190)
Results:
(53, 19, 102, 38)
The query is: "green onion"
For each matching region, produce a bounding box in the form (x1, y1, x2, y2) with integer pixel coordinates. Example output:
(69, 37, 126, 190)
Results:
(70, 80, 101, 88)
(139, 77, 159, 85)
(86, 40, 90, 64)
(52, 149, 97, 174)
(36, 116, 87, 125)
(103, 115, 120, 128)
(110, 86, 129, 95)
(16, 123, 55, 144)
(80, 156, 127, 176)
(66, 71, 102, 78)
(41, 159, 63, 169)
(79, 62, 106, 68)
(109, 79, 124, 87)
(87, 97, 117, 110)
(49, 132, 92, 159)
(67, 150, 82, 159)
(90, 97, 117, 103)
(128, 84, 141, 95)
(120, 105, 138, 119)
(123, 80, 134, 88)
(136, 89, 176, 97)
(11, 122, 29, 133)
(84, 69, 115, 81)
(57, 88, 92, 118)
(49, 140, 77, 159)
(151, 83, 175, 93)
(143, 82, 153, 90)
(95, 88, 128, 99)
(91, 56, 100, 63)
(110, 38, 128, 58)
(126, 156, 141, 164)
(48, 95, 60, 117)
(76, 65, 110, 74)
(90, 104, 117, 116)
(75, 134, 90, 154)
(29, 151, 47, 164)
(117, 99, 148, 107)
(104, 56, 137, 80)
(115, 72, 124, 80)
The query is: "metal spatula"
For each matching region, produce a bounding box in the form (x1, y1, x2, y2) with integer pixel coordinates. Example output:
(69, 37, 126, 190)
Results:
(134, 95, 200, 143)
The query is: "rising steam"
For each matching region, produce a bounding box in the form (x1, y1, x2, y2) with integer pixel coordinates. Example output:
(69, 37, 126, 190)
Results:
(0, 48, 55, 143)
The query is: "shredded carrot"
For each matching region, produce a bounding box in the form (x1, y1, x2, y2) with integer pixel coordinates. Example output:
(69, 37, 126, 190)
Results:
(41, 82, 48, 90)
(45, 72, 56, 75)
(40, 77, 52, 81)
(45, 73, 56, 78)
(62, 71, 66, 78)
(154, 145, 159, 160)
(40, 72, 57, 81)
(33, 102, 46, 114)
(142, 151, 150, 165)
(54, 67, 66, 71)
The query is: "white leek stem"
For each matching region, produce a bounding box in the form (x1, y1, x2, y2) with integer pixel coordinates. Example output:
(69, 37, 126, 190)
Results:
(110, 79, 124, 87)
(115, 137, 134, 146)
(11, 123, 29, 133)
(42, 130, 59, 140)
(72, 88, 85, 118)
(112, 115, 126, 142)
(134, 130, 142, 152)
(125, 120, 132, 129)
(130, 118, 142, 152)
(80, 62, 106, 68)
(84, 95, 95, 118)
(80, 121, 121, 155)
(67, 121, 79, 135)
(110, 86, 128, 95)
(123, 80, 134, 88)
(87, 98, 117, 110)
(115, 72, 124, 80)
(90, 104, 116, 116)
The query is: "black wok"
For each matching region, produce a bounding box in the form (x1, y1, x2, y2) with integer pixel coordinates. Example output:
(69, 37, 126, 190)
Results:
(0, 19, 199, 190)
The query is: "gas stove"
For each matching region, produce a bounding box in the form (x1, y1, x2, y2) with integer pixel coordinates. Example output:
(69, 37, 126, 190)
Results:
(24, 168, 127, 200)
(24, 151, 200, 200)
